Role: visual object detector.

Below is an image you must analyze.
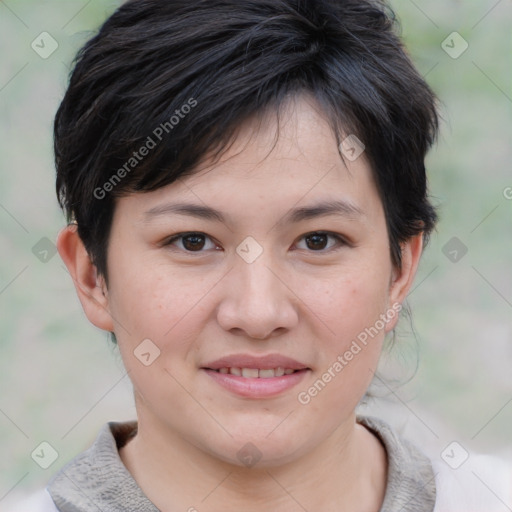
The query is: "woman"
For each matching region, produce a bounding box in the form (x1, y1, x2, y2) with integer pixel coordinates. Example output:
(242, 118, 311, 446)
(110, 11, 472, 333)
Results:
(13, 0, 511, 510)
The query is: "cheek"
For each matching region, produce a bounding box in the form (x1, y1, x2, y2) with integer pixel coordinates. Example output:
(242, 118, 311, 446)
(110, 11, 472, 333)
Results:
(303, 319, 384, 417)
(313, 263, 391, 342)
(106, 257, 213, 349)
(106, 265, 210, 402)
(304, 264, 390, 399)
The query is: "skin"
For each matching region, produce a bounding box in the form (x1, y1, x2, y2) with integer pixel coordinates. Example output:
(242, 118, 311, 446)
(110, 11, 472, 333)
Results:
(58, 95, 423, 512)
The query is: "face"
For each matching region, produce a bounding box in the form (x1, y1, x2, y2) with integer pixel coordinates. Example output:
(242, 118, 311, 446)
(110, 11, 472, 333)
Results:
(85, 96, 415, 467)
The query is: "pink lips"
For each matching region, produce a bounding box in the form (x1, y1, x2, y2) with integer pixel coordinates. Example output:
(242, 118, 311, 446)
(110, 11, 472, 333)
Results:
(201, 354, 310, 398)
(202, 353, 309, 371)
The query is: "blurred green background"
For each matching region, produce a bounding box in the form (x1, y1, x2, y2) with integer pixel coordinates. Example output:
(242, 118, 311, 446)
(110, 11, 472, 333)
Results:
(1, 0, 511, 506)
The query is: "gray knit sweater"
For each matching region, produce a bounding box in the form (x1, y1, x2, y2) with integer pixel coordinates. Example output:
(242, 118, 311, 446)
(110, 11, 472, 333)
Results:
(45, 415, 436, 511)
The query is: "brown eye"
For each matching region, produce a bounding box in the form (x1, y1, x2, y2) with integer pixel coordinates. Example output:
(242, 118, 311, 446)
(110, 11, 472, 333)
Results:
(181, 234, 206, 251)
(296, 232, 345, 252)
(164, 232, 217, 252)
(305, 233, 329, 250)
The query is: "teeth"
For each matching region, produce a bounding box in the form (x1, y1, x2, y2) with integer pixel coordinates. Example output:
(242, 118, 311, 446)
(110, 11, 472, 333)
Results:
(258, 369, 276, 378)
(274, 367, 285, 377)
(241, 368, 259, 378)
(215, 367, 299, 378)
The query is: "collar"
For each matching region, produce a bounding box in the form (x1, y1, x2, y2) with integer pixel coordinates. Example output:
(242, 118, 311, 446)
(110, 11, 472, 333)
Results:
(358, 415, 436, 512)
(48, 416, 435, 511)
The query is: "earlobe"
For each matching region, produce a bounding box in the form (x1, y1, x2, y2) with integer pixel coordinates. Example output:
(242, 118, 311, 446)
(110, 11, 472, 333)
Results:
(56, 224, 114, 332)
(385, 234, 424, 332)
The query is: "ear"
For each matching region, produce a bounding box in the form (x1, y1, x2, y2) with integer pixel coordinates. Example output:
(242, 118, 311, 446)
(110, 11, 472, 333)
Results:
(385, 233, 424, 332)
(57, 224, 114, 332)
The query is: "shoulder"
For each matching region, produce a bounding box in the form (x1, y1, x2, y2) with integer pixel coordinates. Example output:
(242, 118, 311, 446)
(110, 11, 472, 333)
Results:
(4, 489, 59, 512)
(358, 414, 512, 511)
(432, 452, 512, 512)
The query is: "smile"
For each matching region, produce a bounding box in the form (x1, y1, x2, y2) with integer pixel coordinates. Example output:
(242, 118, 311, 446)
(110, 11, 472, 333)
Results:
(213, 367, 298, 378)
(202, 368, 310, 398)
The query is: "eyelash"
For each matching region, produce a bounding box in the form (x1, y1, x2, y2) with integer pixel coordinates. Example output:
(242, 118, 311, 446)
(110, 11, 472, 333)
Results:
(162, 231, 348, 254)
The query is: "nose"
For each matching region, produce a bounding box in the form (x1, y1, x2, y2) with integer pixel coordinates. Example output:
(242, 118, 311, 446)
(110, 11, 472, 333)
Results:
(216, 252, 299, 340)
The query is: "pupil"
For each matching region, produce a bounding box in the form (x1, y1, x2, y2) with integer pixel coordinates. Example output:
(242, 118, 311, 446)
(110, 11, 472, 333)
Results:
(307, 233, 327, 250)
(184, 234, 204, 251)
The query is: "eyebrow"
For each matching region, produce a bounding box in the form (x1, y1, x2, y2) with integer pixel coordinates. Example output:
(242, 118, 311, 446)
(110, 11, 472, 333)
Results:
(143, 199, 364, 226)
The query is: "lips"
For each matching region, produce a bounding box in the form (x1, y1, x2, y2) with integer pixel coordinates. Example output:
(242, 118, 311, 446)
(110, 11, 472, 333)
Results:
(201, 354, 311, 397)
(202, 368, 309, 397)
(202, 354, 309, 374)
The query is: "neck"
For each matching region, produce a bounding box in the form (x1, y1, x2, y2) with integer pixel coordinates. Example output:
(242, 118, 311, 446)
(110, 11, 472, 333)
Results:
(119, 408, 387, 511)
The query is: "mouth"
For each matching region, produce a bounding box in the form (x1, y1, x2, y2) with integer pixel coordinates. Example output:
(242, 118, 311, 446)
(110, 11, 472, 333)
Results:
(201, 366, 310, 398)
(200, 354, 310, 397)
(207, 367, 303, 378)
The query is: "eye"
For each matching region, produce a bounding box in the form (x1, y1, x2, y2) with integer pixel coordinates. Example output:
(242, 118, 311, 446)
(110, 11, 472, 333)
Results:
(162, 231, 347, 254)
(163, 232, 219, 252)
(295, 231, 346, 252)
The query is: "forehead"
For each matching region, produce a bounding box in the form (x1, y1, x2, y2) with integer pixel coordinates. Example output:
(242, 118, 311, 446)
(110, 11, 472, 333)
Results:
(115, 96, 384, 227)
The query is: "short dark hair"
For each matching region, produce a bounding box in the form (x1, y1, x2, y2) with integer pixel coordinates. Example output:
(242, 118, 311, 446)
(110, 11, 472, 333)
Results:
(55, 0, 439, 284)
